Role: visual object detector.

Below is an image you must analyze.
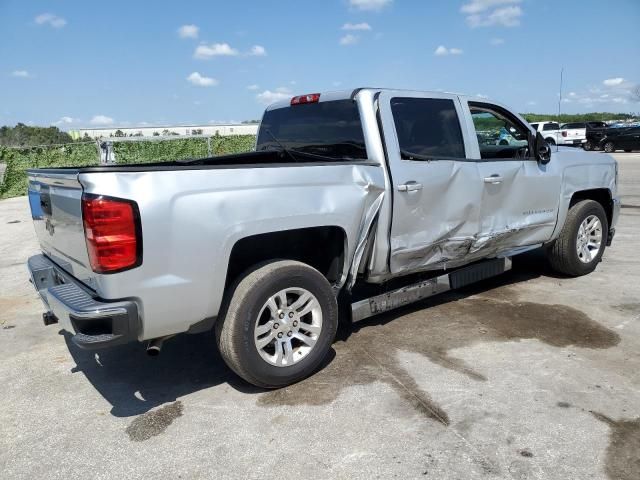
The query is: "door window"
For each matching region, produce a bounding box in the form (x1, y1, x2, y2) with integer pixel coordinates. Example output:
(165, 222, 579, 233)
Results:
(470, 104, 530, 160)
(390, 97, 465, 160)
(543, 122, 560, 131)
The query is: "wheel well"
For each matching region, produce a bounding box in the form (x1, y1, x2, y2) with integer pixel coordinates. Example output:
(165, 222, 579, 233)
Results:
(224, 226, 347, 291)
(570, 188, 613, 226)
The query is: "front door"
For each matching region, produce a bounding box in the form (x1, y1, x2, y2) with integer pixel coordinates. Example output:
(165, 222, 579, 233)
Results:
(462, 101, 561, 255)
(378, 91, 484, 274)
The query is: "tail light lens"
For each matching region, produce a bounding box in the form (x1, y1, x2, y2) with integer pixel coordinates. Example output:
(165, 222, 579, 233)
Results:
(562, 131, 567, 137)
(81, 194, 142, 273)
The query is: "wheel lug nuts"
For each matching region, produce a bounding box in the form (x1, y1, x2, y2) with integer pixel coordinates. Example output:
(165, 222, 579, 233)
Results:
(273, 323, 279, 329)
(292, 321, 298, 327)
(289, 312, 294, 318)
(287, 331, 293, 337)
(277, 332, 283, 338)
(279, 313, 285, 319)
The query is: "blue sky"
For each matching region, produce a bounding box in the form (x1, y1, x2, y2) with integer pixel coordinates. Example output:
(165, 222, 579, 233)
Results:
(1, 0, 639, 129)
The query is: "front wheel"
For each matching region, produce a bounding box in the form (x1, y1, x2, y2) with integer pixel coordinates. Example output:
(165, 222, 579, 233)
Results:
(547, 200, 608, 276)
(603, 141, 616, 153)
(583, 141, 593, 151)
(546, 137, 556, 146)
(216, 260, 338, 388)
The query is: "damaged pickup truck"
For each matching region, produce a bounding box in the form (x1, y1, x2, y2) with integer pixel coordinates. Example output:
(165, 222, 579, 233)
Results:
(26, 89, 620, 388)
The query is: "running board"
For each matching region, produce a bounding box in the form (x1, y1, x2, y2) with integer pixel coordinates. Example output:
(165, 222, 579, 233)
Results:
(351, 257, 512, 323)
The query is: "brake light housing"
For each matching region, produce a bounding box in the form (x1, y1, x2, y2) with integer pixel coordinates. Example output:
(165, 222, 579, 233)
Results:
(562, 131, 567, 137)
(291, 93, 320, 105)
(81, 194, 142, 273)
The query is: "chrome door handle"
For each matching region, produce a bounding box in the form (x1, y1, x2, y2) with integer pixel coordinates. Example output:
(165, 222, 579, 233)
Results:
(483, 175, 503, 184)
(397, 182, 423, 192)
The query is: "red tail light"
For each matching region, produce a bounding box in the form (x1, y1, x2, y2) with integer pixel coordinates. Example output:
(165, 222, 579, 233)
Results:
(562, 131, 567, 137)
(82, 194, 142, 273)
(291, 93, 320, 105)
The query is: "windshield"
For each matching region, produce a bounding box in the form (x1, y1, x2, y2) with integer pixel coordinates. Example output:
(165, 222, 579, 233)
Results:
(256, 99, 368, 160)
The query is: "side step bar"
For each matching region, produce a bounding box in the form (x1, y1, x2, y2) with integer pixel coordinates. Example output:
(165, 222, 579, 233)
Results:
(351, 257, 512, 323)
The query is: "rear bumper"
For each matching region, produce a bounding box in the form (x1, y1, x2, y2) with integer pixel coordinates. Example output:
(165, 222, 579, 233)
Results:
(27, 254, 139, 349)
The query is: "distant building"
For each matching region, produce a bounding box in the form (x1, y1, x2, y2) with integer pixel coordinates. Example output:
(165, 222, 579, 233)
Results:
(69, 123, 259, 140)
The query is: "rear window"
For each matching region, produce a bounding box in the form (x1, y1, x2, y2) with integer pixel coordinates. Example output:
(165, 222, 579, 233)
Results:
(562, 123, 585, 129)
(256, 99, 367, 160)
(543, 123, 560, 131)
(390, 97, 465, 159)
(530, 123, 539, 130)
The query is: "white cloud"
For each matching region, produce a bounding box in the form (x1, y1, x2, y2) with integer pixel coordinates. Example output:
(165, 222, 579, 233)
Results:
(256, 88, 291, 105)
(186, 72, 218, 87)
(194, 43, 239, 59)
(349, 0, 392, 11)
(476, 93, 489, 99)
(526, 101, 537, 106)
(11, 70, 32, 78)
(248, 45, 267, 56)
(461, 1, 523, 28)
(247, 84, 260, 90)
(177, 24, 199, 39)
(603, 77, 624, 87)
(490, 37, 504, 45)
(90, 115, 114, 126)
(434, 45, 463, 56)
(332, 81, 343, 87)
(340, 34, 359, 46)
(35, 13, 67, 28)
(461, 0, 520, 14)
(342, 22, 372, 31)
(54, 116, 76, 125)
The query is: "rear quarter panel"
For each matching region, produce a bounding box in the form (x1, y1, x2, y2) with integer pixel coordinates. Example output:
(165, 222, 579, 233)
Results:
(79, 163, 385, 340)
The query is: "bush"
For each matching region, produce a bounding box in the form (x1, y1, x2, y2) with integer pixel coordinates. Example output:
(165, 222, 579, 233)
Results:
(0, 143, 99, 199)
(0, 135, 257, 199)
(111, 135, 255, 164)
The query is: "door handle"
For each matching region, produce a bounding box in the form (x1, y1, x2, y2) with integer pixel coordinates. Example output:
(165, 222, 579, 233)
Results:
(397, 182, 423, 192)
(483, 175, 503, 184)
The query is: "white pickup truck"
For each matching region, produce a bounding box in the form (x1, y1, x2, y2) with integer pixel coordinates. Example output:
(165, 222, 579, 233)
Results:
(26, 89, 620, 388)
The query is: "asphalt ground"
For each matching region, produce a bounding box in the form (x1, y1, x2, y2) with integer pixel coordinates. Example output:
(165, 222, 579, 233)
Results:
(1, 152, 639, 479)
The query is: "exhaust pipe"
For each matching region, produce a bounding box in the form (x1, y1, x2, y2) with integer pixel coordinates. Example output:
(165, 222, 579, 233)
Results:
(146, 335, 174, 356)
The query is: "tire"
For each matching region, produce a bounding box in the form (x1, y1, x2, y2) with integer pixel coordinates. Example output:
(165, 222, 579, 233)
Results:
(583, 141, 592, 151)
(603, 141, 615, 153)
(546, 137, 556, 146)
(548, 200, 608, 277)
(499, 139, 509, 146)
(215, 260, 338, 388)
(624, 150, 632, 153)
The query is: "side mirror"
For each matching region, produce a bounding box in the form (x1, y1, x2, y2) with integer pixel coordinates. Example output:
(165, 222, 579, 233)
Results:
(534, 131, 552, 164)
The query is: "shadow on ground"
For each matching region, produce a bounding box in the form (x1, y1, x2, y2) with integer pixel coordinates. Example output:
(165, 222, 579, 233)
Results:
(64, 249, 620, 421)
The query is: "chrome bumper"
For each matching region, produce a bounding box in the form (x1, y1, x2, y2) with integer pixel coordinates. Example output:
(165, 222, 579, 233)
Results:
(27, 254, 139, 349)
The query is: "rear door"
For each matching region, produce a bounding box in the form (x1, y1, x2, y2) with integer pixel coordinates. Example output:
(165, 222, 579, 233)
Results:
(461, 101, 561, 253)
(618, 127, 640, 150)
(378, 91, 484, 273)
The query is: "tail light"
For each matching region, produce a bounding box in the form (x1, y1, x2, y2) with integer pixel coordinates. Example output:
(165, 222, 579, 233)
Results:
(291, 93, 320, 105)
(81, 194, 142, 273)
(562, 131, 567, 137)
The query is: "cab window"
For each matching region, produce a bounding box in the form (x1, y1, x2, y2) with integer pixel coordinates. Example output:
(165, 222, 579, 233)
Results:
(390, 97, 466, 160)
(469, 103, 530, 160)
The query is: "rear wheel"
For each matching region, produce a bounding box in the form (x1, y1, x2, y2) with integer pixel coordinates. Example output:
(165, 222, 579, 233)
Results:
(603, 141, 616, 153)
(548, 200, 608, 276)
(583, 141, 593, 151)
(624, 150, 632, 153)
(216, 260, 338, 388)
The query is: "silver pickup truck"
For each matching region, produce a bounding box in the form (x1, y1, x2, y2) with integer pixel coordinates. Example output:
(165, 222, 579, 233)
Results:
(26, 88, 620, 388)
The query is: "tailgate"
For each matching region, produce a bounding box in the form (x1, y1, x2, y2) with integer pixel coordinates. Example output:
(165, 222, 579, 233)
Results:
(27, 170, 96, 288)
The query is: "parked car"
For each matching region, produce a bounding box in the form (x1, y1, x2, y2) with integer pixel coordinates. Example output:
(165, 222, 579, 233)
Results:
(529, 121, 562, 145)
(599, 126, 640, 152)
(559, 122, 587, 146)
(26, 89, 620, 388)
(584, 121, 611, 151)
